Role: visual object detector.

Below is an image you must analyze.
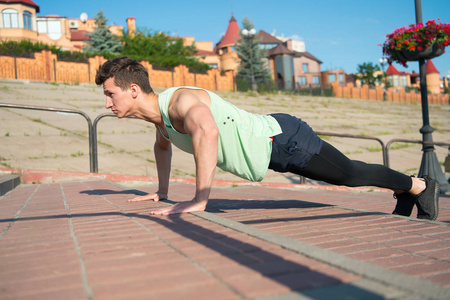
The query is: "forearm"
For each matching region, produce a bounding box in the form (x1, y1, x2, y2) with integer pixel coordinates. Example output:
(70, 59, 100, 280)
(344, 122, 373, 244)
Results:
(154, 141, 172, 195)
(192, 130, 218, 204)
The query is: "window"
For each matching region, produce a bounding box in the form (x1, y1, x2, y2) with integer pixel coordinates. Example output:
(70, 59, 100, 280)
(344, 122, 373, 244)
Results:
(393, 75, 399, 87)
(208, 63, 218, 69)
(302, 63, 308, 72)
(258, 43, 279, 50)
(37, 20, 47, 33)
(400, 76, 407, 87)
(339, 73, 344, 83)
(221, 47, 228, 54)
(312, 76, 320, 85)
(23, 11, 32, 30)
(3, 9, 19, 28)
(298, 76, 306, 86)
(328, 74, 336, 82)
(37, 19, 62, 40)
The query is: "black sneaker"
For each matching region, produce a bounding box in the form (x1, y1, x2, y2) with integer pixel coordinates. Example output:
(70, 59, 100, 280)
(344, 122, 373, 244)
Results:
(392, 192, 415, 216)
(415, 175, 440, 221)
(392, 175, 416, 217)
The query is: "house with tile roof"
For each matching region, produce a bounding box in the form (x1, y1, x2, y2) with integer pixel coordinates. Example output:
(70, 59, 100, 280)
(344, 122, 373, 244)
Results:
(212, 16, 327, 90)
(424, 59, 441, 94)
(214, 15, 240, 72)
(0, 0, 124, 51)
(381, 60, 441, 94)
(0, 0, 40, 41)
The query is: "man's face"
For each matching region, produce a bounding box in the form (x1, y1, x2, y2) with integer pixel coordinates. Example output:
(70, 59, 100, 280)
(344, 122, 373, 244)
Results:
(103, 77, 132, 118)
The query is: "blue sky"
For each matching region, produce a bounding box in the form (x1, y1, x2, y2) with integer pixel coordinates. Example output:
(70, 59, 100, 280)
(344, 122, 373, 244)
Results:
(36, 0, 450, 77)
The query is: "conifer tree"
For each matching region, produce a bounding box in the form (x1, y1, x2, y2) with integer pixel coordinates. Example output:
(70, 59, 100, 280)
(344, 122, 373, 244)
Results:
(235, 17, 272, 91)
(83, 11, 122, 55)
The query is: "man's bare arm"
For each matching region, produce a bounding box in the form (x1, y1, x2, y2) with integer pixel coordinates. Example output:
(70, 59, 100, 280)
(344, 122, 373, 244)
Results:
(184, 102, 218, 205)
(128, 129, 172, 203)
(150, 92, 218, 215)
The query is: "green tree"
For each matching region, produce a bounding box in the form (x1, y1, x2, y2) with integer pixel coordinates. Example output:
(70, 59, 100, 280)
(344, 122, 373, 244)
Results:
(354, 62, 382, 87)
(121, 29, 209, 71)
(83, 11, 122, 56)
(235, 17, 272, 91)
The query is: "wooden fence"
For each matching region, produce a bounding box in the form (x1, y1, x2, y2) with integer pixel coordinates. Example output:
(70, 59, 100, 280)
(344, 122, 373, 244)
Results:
(331, 82, 449, 105)
(0, 50, 235, 92)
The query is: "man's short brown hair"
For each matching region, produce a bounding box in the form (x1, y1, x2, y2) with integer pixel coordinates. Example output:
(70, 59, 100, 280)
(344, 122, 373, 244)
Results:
(95, 57, 154, 94)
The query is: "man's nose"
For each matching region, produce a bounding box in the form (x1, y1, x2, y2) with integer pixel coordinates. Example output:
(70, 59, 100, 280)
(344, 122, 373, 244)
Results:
(105, 97, 112, 108)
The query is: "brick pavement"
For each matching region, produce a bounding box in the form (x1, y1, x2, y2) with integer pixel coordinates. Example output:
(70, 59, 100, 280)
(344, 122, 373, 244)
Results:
(1, 179, 449, 299)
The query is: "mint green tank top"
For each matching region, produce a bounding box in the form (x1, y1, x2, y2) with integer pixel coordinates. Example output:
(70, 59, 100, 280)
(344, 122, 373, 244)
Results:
(157, 87, 282, 182)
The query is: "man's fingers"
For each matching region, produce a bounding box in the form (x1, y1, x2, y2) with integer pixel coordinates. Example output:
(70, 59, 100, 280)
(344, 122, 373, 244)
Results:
(128, 194, 158, 202)
(150, 201, 206, 215)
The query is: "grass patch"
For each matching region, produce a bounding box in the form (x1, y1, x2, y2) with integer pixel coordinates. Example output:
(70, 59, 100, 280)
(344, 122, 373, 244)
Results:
(390, 143, 413, 150)
(71, 151, 84, 157)
(376, 131, 393, 135)
(365, 146, 382, 152)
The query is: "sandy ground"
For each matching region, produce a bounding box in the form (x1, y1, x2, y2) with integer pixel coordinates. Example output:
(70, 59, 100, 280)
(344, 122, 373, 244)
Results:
(0, 79, 449, 185)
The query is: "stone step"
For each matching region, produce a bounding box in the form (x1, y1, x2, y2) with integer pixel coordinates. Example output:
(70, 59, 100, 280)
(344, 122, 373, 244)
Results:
(0, 175, 20, 196)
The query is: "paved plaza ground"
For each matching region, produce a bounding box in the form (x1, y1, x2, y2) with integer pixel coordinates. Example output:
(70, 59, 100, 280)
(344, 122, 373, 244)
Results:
(0, 80, 449, 299)
(0, 176, 449, 299)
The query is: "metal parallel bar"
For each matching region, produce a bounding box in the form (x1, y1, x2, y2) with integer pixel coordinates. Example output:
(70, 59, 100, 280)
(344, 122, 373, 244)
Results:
(92, 113, 138, 173)
(92, 113, 118, 173)
(2, 103, 448, 179)
(0, 103, 95, 173)
(385, 139, 450, 168)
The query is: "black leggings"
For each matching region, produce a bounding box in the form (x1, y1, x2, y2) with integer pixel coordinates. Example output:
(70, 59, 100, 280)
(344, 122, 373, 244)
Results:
(292, 141, 412, 191)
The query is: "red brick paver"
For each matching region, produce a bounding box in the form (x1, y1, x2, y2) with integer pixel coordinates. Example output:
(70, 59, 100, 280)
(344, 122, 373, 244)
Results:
(1, 179, 449, 299)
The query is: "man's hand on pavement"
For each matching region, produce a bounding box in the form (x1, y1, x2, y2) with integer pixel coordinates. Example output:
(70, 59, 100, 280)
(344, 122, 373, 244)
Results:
(128, 192, 167, 203)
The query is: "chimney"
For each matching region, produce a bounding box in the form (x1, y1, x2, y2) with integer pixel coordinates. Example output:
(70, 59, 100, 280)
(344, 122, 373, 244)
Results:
(127, 17, 136, 37)
(285, 39, 293, 51)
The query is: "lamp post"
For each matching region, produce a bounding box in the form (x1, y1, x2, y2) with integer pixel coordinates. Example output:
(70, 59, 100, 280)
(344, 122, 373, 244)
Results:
(415, 0, 448, 192)
(242, 28, 257, 91)
(379, 57, 388, 101)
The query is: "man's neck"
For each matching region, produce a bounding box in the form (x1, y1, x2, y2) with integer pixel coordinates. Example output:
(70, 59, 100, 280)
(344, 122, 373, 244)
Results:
(133, 93, 162, 125)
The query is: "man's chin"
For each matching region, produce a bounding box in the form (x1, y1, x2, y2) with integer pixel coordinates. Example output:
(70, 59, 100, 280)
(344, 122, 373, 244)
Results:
(116, 112, 130, 119)
(112, 111, 123, 118)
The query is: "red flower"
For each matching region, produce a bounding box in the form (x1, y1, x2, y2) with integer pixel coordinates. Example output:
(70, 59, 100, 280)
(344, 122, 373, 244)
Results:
(418, 46, 423, 51)
(409, 45, 416, 50)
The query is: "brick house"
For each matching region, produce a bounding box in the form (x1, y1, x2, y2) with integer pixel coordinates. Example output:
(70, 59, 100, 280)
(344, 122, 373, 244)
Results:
(0, 0, 123, 51)
(385, 60, 441, 94)
(212, 16, 327, 90)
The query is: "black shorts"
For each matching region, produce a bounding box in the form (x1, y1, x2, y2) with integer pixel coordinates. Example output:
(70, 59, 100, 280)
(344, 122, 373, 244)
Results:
(268, 113, 323, 173)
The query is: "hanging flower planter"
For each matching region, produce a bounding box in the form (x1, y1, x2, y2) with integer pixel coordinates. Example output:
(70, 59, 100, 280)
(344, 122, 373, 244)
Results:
(396, 42, 445, 61)
(382, 19, 450, 67)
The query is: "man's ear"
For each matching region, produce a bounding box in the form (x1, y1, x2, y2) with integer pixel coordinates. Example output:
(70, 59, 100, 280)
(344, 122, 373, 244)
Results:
(130, 84, 140, 98)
